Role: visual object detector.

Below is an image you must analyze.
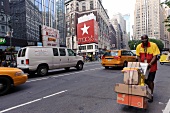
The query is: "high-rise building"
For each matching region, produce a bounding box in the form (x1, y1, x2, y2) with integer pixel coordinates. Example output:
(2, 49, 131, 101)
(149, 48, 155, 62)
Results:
(65, 0, 110, 55)
(123, 14, 130, 36)
(133, 0, 164, 40)
(111, 13, 126, 49)
(162, 5, 170, 48)
(110, 18, 123, 49)
(9, 0, 58, 46)
(123, 14, 130, 49)
(109, 23, 117, 49)
(56, 0, 66, 46)
(0, 0, 10, 37)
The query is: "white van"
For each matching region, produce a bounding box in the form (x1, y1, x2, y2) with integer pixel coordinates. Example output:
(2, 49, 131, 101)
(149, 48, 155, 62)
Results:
(17, 46, 84, 76)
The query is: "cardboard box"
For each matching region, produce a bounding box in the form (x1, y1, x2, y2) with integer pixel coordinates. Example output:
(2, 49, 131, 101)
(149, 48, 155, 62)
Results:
(114, 83, 152, 99)
(127, 62, 140, 68)
(123, 69, 141, 85)
(117, 93, 147, 109)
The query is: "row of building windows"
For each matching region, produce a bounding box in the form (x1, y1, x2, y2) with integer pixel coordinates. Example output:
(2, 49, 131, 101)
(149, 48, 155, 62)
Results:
(80, 45, 98, 50)
(66, 1, 94, 13)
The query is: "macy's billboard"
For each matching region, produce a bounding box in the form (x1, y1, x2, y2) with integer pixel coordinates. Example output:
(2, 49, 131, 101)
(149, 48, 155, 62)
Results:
(77, 19, 98, 44)
(77, 13, 98, 44)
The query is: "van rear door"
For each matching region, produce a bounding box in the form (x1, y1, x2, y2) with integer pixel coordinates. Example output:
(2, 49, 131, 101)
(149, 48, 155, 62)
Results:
(17, 48, 28, 68)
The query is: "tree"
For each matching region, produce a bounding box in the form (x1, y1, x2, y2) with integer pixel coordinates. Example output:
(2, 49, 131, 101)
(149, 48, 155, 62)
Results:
(128, 40, 141, 50)
(161, 0, 170, 32)
(128, 39, 164, 50)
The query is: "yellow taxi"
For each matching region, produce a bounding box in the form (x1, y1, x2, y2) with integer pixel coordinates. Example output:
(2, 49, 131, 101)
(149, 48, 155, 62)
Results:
(101, 50, 137, 69)
(0, 67, 28, 95)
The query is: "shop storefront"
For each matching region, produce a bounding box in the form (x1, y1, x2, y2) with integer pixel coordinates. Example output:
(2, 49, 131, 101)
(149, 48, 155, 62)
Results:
(0, 36, 37, 62)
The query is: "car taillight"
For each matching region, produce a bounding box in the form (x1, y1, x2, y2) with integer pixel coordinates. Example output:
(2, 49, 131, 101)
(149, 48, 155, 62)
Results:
(26, 59, 29, 65)
(114, 56, 121, 60)
(102, 56, 105, 59)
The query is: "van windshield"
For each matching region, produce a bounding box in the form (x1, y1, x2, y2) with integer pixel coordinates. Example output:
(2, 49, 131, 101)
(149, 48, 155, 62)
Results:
(104, 51, 118, 56)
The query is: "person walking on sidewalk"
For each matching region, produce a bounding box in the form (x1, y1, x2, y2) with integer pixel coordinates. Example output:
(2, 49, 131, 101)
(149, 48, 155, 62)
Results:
(136, 34, 160, 103)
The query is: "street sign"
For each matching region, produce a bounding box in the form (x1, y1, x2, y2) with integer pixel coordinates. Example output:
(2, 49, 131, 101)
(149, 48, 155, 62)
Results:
(0, 38, 6, 44)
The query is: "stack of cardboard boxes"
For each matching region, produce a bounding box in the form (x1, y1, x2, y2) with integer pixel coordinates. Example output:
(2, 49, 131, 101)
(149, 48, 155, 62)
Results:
(114, 62, 151, 109)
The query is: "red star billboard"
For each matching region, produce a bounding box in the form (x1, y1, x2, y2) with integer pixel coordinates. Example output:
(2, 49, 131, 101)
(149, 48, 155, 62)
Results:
(77, 19, 98, 44)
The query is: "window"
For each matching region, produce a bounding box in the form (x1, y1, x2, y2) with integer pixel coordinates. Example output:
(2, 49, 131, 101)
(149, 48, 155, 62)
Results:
(79, 46, 86, 50)
(67, 49, 75, 56)
(1, 26, 5, 32)
(71, 3, 74, 11)
(59, 48, 66, 56)
(82, 2, 86, 11)
(21, 48, 27, 57)
(90, 1, 93, 10)
(66, 5, 69, 13)
(87, 45, 93, 49)
(53, 48, 58, 56)
(95, 45, 98, 49)
(0, 16, 4, 21)
(1, 1, 3, 6)
(76, 2, 79, 11)
(1, 9, 4, 13)
(121, 51, 130, 56)
(18, 49, 22, 57)
(104, 51, 118, 56)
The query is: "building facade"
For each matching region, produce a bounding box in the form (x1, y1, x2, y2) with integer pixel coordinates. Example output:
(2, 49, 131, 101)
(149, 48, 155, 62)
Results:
(111, 13, 127, 49)
(65, 0, 110, 55)
(133, 0, 164, 40)
(162, 5, 170, 48)
(56, 0, 66, 46)
(110, 18, 123, 49)
(9, 0, 58, 46)
(0, 0, 10, 37)
(109, 23, 117, 49)
(123, 14, 130, 49)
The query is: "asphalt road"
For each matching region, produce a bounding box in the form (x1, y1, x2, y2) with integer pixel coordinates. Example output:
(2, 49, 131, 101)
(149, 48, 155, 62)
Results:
(0, 62, 170, 113)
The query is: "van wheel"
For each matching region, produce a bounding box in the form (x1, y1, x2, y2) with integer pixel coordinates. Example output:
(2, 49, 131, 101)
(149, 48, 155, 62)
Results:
(123, 61, 128, 67)
(76, 62, 83, 70)
(65, 67, 70, 71)
(0, 77, 12, 96)
(37, 65, 48, 76)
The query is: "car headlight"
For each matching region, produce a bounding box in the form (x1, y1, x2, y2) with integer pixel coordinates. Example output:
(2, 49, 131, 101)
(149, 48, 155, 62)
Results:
(15, 71, 25, 76)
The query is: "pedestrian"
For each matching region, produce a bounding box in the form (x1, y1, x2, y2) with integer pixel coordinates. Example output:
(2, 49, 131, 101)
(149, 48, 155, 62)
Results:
(1, 60, 8, 67)
(95, 54, 98, 61)
(89, 54, 92, 62)
(136, 34, 160, 103)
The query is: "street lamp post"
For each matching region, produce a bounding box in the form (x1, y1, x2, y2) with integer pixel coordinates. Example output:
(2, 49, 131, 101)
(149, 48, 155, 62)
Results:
(6, 29, 13, 61)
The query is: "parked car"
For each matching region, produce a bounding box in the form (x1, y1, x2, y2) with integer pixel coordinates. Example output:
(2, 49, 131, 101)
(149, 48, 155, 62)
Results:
(101, 49, 137, 69)
(0, 67, 28, 95)
(17, 46, 84, 76)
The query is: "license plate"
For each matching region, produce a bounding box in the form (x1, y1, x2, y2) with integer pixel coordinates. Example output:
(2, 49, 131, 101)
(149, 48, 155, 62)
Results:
(107, 59, 111, 61)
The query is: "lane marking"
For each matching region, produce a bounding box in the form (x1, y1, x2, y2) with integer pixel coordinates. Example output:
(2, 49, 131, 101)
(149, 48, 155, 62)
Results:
(26, 67, 103, 83)
(84, 63, 101, 67)
(0, 90, 67, 113)
(163, 98, 170, 113)
(26, 77, 49, 83)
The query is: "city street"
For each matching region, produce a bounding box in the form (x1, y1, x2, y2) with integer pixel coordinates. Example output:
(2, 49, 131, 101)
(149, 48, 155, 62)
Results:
(0, 62, 170, 113)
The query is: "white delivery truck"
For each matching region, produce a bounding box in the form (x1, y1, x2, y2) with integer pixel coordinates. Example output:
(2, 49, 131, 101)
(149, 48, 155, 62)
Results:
(17, 46, 84, 76)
